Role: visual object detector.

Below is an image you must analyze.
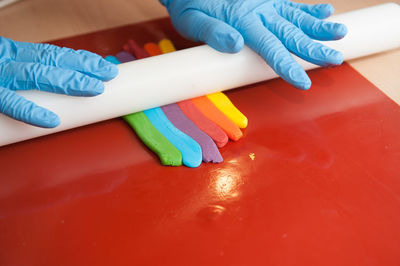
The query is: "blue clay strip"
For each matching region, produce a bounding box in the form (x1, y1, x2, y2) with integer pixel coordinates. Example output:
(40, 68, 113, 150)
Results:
(104, 56, 121, 65)
(144, 107, 202, 168)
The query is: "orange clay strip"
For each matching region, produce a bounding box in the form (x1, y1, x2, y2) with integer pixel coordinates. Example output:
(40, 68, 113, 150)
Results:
(191, 96, 243, 141)
(144, 43, 163, 56)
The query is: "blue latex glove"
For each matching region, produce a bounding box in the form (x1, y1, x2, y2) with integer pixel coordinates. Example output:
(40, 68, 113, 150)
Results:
(0, 37, 118, 128)
(159, 0, 347, 90)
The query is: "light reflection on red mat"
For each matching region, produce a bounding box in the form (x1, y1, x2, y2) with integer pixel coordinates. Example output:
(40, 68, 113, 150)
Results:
(0, 18, 400, 266)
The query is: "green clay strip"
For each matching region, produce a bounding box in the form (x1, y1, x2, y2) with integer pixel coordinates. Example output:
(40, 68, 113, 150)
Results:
(124, 112, 182, 166)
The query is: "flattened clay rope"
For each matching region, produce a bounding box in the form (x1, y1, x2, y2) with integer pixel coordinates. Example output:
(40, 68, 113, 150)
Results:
(162, 103, 222, 163)
(177, 100, 228, 148)
(124, 112, 182, 166)
(192, 96, 243, 141)
(144, 107, 202, 168)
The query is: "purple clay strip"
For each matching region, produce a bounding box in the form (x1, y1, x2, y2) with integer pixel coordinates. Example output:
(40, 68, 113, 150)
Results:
(115, 51, 136, 63)
(161, 103, 223, 163)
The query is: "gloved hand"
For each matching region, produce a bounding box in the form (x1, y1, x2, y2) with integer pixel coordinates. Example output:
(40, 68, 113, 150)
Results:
(159, 0, 347, 90)
(0, 37, 118, 128)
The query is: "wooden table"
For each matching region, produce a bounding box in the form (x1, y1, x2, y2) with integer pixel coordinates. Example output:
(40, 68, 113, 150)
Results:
(0, 0, 399, 103)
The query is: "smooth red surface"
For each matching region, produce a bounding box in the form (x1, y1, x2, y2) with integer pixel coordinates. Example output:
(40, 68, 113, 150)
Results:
(1, 18, 400, 266)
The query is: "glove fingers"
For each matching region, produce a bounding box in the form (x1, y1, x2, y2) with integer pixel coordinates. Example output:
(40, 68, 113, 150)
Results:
(262, 13, 343, 66)
(278, 5, 347, 40)
(11, 40, 118, 81)
(0, 86, 60, 128)
(240, 20, 311, 90)
(0, 61, 104, 96)
(175, 9, 244, 53)
(284, 1, 334, 19)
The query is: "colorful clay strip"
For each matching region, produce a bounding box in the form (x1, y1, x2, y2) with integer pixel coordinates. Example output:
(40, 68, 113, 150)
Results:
(125, 40, 202, 167)
(207, 92, 248, 129)
(161, 104, 222, 163)
(124, 112, 182, 166)
(158, 39, 176, 54)
(158, 39, 229, 148)
(104, 55, 120, 65)
(144, 107, 202, 168)
(106, 55, 182, 166)
(192, 96, 243, 141)
(143, 43, 163, 56)
(177, 100, 228, 148)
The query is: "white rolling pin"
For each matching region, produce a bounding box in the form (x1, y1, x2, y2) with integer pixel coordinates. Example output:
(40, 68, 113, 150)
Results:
(1, 3, 399, 147)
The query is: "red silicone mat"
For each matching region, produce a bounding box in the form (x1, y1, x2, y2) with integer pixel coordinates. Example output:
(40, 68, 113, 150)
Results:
(0, 18, 400, 266)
